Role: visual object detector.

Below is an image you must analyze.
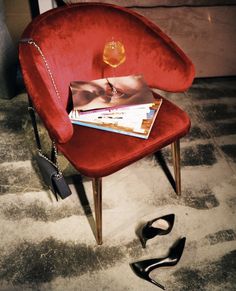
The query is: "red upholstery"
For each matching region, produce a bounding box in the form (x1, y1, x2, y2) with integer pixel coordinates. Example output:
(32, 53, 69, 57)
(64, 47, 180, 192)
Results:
(19, 3, 194, 178)
(58, 93, 190, 177)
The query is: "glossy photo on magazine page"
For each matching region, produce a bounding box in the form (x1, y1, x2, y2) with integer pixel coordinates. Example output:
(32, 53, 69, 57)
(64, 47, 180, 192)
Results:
(70, 74, 155, 112)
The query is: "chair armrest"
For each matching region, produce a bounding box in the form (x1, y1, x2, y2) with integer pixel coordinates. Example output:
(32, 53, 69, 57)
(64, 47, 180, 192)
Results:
(19, 44, 73, 144)
(30, 89, 74, 144)
(33, 95, 74, 144)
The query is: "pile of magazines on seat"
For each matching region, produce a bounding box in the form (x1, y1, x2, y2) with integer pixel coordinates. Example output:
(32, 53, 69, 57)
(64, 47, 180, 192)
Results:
(69, 75, 162, 139)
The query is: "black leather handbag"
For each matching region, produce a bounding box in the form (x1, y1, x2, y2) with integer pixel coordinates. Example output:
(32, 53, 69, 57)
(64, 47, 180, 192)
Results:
(28, 98, 71, 200)
(35, 151, 72, 200)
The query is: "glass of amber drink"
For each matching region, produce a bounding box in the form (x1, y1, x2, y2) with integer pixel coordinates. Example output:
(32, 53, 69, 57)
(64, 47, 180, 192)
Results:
(103, 39, 126, 68)
(103, 39, 126, 97)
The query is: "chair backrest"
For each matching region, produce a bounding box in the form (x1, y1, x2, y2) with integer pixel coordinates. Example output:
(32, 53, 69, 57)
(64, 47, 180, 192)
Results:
(19, 3, 195, 143)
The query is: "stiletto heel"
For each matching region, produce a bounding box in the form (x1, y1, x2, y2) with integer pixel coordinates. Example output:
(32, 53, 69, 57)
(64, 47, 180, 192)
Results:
(130, 237, 186, 289)
(137, 214, 175, 248)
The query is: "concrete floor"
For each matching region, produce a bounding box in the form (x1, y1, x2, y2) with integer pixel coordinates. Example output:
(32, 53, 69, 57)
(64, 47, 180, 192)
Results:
(0, 77, 235, 290)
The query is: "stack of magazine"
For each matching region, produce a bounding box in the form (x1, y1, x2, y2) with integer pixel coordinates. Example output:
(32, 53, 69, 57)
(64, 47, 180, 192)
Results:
(69, 75, 162, 139)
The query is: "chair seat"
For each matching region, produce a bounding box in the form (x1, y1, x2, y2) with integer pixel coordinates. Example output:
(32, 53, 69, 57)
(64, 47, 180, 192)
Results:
(58, 92, 190, 178)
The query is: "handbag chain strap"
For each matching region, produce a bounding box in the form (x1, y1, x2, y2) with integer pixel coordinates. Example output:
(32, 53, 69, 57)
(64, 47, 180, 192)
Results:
(25, 39, 61, 100)
(20, 38, 62, 175)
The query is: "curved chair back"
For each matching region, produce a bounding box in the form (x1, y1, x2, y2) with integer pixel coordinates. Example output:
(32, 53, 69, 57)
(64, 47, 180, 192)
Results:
(19, 3, 194, 143)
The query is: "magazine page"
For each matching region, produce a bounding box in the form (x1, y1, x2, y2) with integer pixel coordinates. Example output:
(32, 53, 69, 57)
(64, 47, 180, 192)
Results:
(69, 99, 162, 139)
(70, 74, 155, 112)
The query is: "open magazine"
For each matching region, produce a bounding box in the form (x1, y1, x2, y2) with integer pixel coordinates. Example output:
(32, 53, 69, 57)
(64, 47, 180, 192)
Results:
(69, 75, 162, 139)
(70, 74, 156, 112)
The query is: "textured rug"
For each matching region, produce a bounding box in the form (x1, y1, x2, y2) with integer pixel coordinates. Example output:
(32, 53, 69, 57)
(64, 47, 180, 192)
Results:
(0, 77, 236, 291)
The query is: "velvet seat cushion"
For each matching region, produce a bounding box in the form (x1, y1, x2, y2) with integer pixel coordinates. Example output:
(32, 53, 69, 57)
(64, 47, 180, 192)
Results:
(58, 92, 190, 178)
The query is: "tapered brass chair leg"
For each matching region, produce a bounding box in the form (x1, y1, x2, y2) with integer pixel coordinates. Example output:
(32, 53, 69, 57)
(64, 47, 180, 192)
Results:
(92, 177, 102, 245)
(171, 140, 181, 195)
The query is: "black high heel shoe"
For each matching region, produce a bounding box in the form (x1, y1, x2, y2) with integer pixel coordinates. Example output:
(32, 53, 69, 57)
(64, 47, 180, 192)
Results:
(137, 214, 175, 248)
(130, 237, 186, 290)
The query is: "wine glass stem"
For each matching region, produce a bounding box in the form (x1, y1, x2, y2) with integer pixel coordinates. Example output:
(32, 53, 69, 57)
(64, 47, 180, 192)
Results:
(106, 77, 118, 94)
(111, 67, 118, 94)
(112, 86, 118, 94)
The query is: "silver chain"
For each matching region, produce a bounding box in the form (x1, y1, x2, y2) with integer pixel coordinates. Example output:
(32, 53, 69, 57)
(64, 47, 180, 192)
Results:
(38, 150, 62, 177)
(22, 38, 62, 174)
(27, 39, 61, 100)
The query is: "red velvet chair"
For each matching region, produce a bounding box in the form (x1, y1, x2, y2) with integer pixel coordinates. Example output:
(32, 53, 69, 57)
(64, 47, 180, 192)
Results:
(19, 3, 195, 244)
